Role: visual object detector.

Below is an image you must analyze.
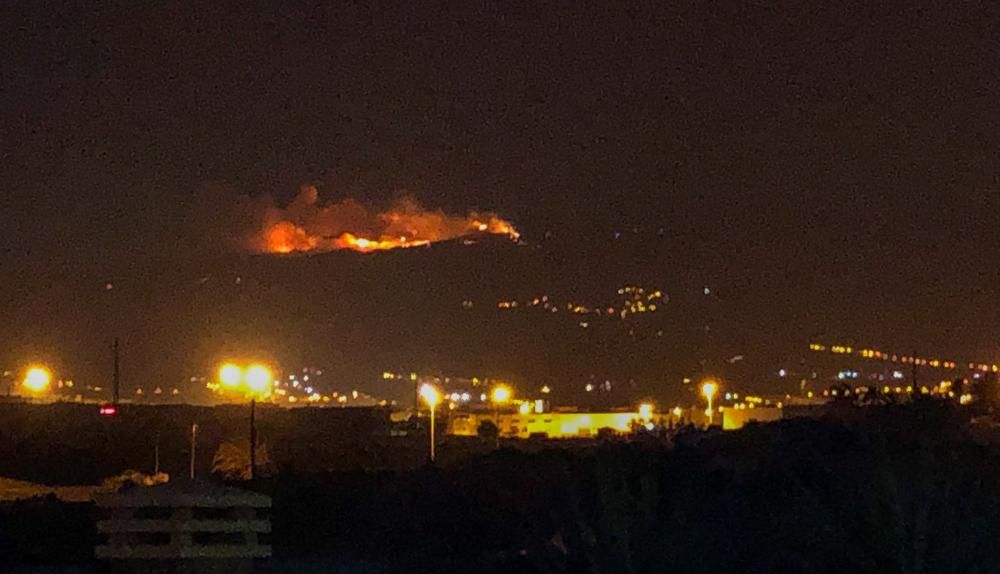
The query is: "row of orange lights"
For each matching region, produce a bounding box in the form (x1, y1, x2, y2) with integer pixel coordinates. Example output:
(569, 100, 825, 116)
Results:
(810, 343, 994, 372)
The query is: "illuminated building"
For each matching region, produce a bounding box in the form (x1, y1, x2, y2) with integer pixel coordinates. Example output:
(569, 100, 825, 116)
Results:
(722, 406, 782, 430)
(449, 408, 681, 439)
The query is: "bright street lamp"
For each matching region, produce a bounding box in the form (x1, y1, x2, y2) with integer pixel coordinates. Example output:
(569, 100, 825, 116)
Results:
(702, 380, 718, 426)
(219, 364, 242, 388)
(23, 367, 51, 395)
(490, 386, 511, 404)
(419, 384, 441, 462)
(638, 403, 654, 421)
(216, 361, 273, 480)
(245, 365, 273, 396)
(244, 364, 272, 480)
(490, 386, 512, 447)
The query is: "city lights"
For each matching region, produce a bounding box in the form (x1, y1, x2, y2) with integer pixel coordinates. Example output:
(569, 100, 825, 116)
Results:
(496, 286, 666, 328)
(811, 342, 991, 372)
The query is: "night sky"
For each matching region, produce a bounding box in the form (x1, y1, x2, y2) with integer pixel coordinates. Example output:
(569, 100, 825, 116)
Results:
(2, 2, 998, 399)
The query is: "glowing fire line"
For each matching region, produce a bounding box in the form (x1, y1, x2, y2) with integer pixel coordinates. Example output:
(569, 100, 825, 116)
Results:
(255, 187, 519, 255)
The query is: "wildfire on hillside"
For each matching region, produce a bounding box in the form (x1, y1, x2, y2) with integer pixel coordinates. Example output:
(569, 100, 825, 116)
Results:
(252, 186, 519, 254)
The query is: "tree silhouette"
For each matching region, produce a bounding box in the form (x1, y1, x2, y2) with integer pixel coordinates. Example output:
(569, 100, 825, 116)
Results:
(477, 420, 499, 441)
(211, 441, 272, 480)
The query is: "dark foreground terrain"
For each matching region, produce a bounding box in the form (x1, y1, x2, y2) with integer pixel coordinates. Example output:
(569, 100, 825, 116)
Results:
(4, 400, 1000, 573)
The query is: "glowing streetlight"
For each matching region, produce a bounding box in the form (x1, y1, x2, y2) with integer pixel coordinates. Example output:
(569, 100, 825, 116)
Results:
(419, 384, 441, 462)
(245, 364, 273, 396)
(490, 385, 511, 404)
(638, 403, 654, 421)
(219, 364, 242, 388)
(23, 367, 51, 394)
(217, 361, 273, 480)
(244, 364, 273, 480)
(490, 386, 512, 447)
(702, 380, 718, 426)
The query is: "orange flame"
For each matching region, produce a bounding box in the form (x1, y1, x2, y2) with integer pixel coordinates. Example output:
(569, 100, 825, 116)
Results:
(253, 186, 519, 254)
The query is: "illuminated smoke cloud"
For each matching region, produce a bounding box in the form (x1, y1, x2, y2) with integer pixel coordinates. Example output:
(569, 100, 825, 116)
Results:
(251, 186, 519, 254)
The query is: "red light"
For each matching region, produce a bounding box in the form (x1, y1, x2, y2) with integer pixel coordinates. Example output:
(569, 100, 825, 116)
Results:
(99, 404, 118, 417)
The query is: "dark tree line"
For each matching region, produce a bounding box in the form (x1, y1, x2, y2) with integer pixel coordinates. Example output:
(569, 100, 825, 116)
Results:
(6, 400, 1000, 573)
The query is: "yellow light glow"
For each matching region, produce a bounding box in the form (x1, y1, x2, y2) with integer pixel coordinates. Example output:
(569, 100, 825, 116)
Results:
(672, 406, 683, 417)
(219, 364, 243, 387)
(245, 364, 273, 394)
(419, 384, 441, 407)
(701, 381, 718, 400)
(638, 403, 654, 420)
(518, 402, 531, 415)
(491, 385, 512, 404)
(23, 367, 51, 394)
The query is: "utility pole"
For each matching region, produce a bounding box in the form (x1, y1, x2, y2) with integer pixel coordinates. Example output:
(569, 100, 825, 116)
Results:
(428, 401, 436, 463)
(414, 379, 420, 416)
(249, 398, 257, 481)
(112, 338, 121, 406)
(494, 404, 501, 449)
(190, 423, 198, 480)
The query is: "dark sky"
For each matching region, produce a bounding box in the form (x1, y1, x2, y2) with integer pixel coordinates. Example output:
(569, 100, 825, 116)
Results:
(2, 1, 999, 396)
